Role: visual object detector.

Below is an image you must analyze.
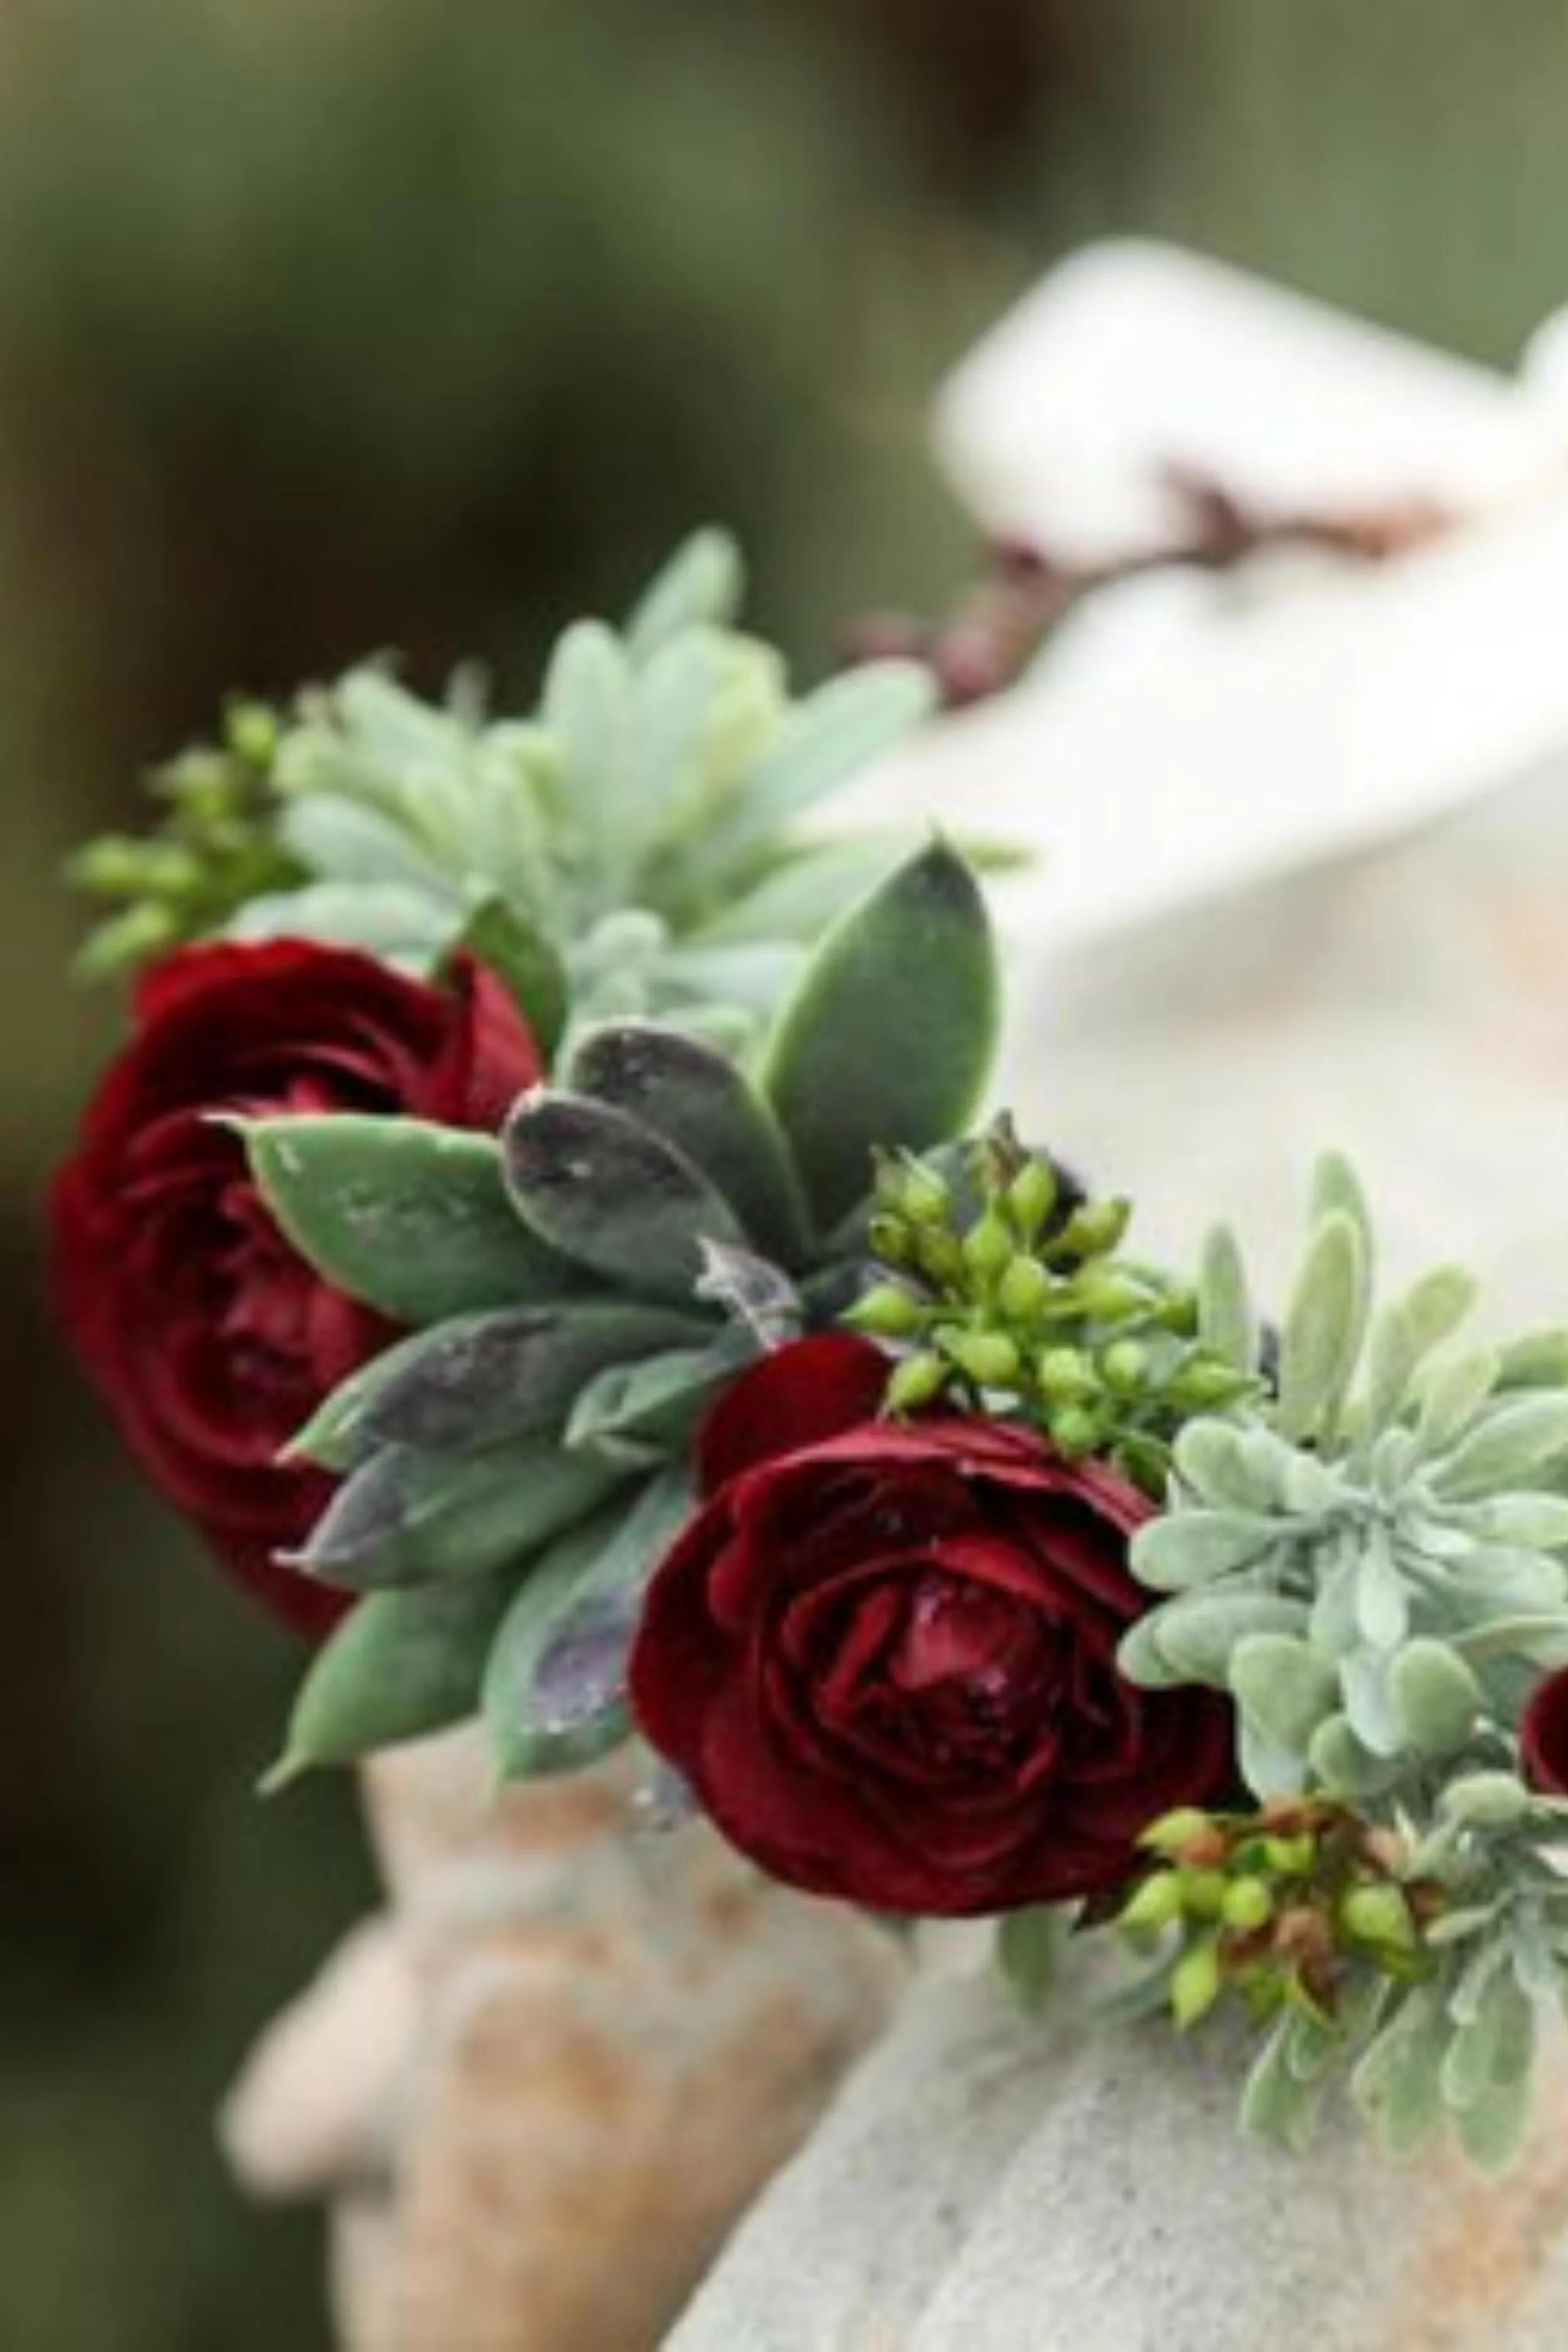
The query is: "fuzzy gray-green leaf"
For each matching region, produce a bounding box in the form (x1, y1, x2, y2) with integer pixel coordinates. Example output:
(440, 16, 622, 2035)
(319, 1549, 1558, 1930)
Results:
(1389, 1638, 1484, 1758)
(502, 1089, 746, 1305)
(761, 843, 997, 1228)
(1276, 1210, 1367, 1444)
(622, 529, 743, 660)
(1195, 1224, 1255, 1374)
(1230, 1633, 1339, 1761)
(243, 1115, 570, 1325)
(1362, 1266, 1477, 1438)
(1129, 1510, 1278, 1593)
(1430, 1394, 1568, 1500)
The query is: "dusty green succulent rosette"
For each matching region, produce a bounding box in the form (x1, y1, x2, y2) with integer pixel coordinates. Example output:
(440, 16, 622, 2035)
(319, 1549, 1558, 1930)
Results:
(1100, 1158, 1568, 2173)
(68, 529, 943, 1052)
(246, 833, 999, 1787)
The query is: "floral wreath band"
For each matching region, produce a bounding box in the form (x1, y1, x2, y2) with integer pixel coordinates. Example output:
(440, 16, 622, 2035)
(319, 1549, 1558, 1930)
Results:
(54, 535, 1568, 2176)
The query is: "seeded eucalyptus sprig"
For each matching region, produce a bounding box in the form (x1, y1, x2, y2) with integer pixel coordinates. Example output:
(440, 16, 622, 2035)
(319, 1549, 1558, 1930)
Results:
(849, 1121, 1258, 1491)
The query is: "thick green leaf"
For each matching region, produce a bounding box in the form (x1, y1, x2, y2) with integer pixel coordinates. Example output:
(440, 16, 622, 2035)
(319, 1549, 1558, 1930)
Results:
(502, 1089, 745, 1304)
(290, 1300, 705, 1468)
(226, 879, 453, 966)
(453, 898, 568, 1061)
(293, 1439, 623, 1589)
(761, 842, 998, 1227)
(263, 1567, 515, 1786)
(1389, 1638, 1484, 1757)
(1362, 1266, 1477, 1437)
(1231, 1633, 1339, 1757)
(482, 1468, 694, 1779)
(243, 1113, 568, 1325)
(688, 838, 907, 948)
(717, 662, 935, 855)
(564, 1329, 757, 1467)
(566, 1021, 810, 1262)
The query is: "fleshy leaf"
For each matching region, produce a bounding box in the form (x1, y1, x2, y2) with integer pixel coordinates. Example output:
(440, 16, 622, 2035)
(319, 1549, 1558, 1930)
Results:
(1129, 1510, 1277, 1592)
(242, 1115, 567, 1325)
(263, 1567, 515, 1785)
(1196, 1225, 1255, 1375)
(482, 1469, 694, 1779)
(1229, 1633, 1339, 1763)
(566, 1022, 810, 1263)
(289, 1300, 705, 1468)
(452, 898, 568, 1062)
(292, 1439, 623, 1589)
(622, 528, 744, 660)
(1389, 1638, 1484, 1757)
(502, 1089, 746, 1305)
(1362, 1267, 1477, 1438)
(761, 843, 997, 1228)
(1430, 1394, 1568, 1500)
(1276, 1210, 1367, 1444)
(564, 1331, 757, 1468)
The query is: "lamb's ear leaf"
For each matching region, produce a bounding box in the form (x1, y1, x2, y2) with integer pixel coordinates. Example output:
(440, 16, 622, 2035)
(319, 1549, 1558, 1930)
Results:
(1276, 1210, 1368, 1444)
(482, 1468, 694, 1779)
(240, 1113, 569, 1326)
(452, 898, 568, 1062)
(502, 1089, 745, 1305)
(566, 1022, 810, 1264)
(760, 843, 997, 1229)
(262, 1565, 515, 1787)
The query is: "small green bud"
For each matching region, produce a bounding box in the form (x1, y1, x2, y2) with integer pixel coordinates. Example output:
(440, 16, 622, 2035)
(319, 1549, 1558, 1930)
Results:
(1179, 1867, 1231, 1920)
(1154, 1288, 1200, 1337)
(1221, 1877, 1275, 1932)
(886, 1352, 949, 1413)
(867, 1214, 913, 1267)
(1005, 1157, 1057, 1239)
(1100, 1339, 1147, 1394)
(1338, 1884, 1416, 1952)
(1036, 1346, 1095, 1402)
(948, 1330, 1022, 1388)
(1169, 1355, 1249, 1409)
(1056, 1196, 1133, 1261)
(898, 1162, 952, 1227)
(1170, 1934, 1224, 2029)
(225, 699, 280, 768)
(1119, 1871, 1184, 1932)
(914, 1229, 965, 1285)
(1140, 1807, 1218, 1857)
(996, 1254, 1052, 1322)
(963, 1209, 1014, 1281)
(1262, 1835, 1318, 1879)
(1071, 1271, 1149, 1323)
(1048, 1404, 1100, 1458)
(849, 1285, 929, 1340)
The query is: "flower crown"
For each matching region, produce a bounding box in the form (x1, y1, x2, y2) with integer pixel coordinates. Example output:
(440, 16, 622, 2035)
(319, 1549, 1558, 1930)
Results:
(55, 535, 1568, 2177)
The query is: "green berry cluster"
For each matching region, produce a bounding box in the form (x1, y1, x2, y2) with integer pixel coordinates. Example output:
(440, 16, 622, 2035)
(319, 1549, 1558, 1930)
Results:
(850, 1125, 1256, 1490)
(1124, 1799, 1446, 2031)
(67, 701, 300, 981)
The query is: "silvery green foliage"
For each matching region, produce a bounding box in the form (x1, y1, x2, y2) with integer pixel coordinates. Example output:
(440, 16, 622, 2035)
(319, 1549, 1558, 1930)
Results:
(1124, 1153, 1568, 1802)
(1120, 1153, 1568, 2169)
(224, 529, 935, 1048)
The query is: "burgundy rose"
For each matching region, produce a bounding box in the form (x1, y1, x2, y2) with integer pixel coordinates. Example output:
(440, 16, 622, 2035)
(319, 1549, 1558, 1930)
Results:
(630, 1334, 1235, 1915)
(51, 939, 540, 1634)
(1521, 1667, 1568, 1796)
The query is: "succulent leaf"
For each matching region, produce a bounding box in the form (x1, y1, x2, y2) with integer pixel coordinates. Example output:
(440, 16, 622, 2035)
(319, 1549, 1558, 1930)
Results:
(243, 1113, 569, 1325)
(291, 1439, 623, 1590)
(762, 843, 998, 1228)
(502, 1088, 746, 1304)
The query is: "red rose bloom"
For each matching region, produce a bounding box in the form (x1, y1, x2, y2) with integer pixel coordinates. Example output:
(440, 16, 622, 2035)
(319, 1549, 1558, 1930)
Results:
(1521, 1666, 1568, 1796)
(51, 939, 540, 1634)
(630, 1334, 1234, 1915)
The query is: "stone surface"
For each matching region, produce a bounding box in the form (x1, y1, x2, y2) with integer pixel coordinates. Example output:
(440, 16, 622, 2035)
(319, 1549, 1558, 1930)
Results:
(224, 1729, 903, 2352)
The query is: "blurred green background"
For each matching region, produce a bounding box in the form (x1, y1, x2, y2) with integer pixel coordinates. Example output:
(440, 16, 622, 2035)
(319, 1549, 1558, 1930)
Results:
(6, 1, 1566, 2344)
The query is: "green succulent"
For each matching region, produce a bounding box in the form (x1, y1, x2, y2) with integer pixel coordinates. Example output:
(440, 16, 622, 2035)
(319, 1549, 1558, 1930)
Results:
(71, 531, 938, 1047)
(250, 840, 997, 1787)
(1122, 1154, 1568, 1803)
